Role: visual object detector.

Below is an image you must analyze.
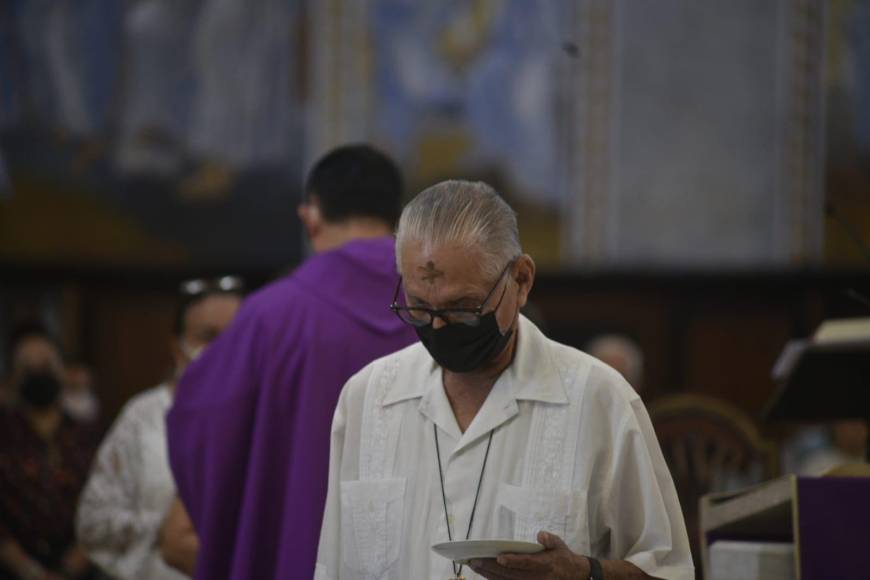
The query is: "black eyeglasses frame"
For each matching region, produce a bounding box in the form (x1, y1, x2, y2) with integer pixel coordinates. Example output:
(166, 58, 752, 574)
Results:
(389, 258, 517, 328)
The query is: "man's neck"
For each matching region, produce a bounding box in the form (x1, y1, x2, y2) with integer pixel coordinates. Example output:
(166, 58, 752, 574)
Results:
(313, 220, 392, 253)
(442, 325, 519, 432)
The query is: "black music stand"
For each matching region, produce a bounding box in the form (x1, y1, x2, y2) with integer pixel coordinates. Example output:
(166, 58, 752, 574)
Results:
(765, 336, 870, 461)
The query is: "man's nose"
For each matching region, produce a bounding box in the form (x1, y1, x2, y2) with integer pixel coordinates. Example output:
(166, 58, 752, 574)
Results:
(432, 315, 448, 330)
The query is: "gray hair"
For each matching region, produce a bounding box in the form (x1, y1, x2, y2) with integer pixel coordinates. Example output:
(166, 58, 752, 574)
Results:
(396, 180, 521, 280)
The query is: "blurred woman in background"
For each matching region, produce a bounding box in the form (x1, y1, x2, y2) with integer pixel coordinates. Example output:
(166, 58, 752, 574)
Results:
(0, 322, 99, 580)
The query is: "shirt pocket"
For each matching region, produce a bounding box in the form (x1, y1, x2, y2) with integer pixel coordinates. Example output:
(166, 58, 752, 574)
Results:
(340, 478, 405, 578)
(494, 482, 590, 555)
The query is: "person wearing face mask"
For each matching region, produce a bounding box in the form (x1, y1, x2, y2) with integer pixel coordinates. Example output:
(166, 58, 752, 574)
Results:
(62, 361, 102, 426)
(0, 322, 99, 580)
(315, 181, 694, 580)
(75, 280, 243, 580)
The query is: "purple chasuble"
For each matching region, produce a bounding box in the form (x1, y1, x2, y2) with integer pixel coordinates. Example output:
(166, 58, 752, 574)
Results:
(167, 236, 416, 580)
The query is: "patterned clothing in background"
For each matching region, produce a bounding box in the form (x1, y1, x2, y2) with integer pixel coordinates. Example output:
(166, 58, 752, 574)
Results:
(77, 384, 187, 580)
(0, 406, 98, 578)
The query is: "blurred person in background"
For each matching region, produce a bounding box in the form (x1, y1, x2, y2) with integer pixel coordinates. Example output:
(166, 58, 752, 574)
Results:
(62, 361, 101, 426)
(783, 420, 868, 476)
(76, 278, 244, 580)
(167, 144, 417, 580)
(586, 334, 645, 395)
(0, 322, 99, 580)
(1, 322, 66, 408)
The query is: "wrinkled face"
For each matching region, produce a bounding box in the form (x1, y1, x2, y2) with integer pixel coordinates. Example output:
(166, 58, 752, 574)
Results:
(173, 293, 242, 371)
(399, 240, 533, 333)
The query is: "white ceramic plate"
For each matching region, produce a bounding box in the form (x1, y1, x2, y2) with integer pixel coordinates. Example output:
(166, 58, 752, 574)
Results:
(431, 539, 545, 564)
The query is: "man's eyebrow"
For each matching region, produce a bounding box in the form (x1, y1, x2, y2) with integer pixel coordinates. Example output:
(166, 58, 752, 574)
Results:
(196, 325, 221, 338)
(407, 294, 481, 308)
(407, 294, 430, 306)
(443, 296, 481, 307)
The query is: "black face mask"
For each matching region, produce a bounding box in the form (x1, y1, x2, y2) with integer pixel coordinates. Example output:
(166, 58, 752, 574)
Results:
(415, 310, 514, 373)
(18, 371, 62, 409)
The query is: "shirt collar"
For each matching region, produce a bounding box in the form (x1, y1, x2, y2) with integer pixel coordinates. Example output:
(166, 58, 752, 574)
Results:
(380, 353, 433, 407)
(381, 316, 570, 456)
(380, 315, 569, 409)
(509, 315, 569, 404)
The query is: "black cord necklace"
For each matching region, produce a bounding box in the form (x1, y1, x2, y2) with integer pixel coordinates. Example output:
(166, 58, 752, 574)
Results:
(434, 425, 495, 580)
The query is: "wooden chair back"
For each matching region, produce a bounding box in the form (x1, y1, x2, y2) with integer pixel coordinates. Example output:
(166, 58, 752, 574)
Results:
(649, 394, 778, 578)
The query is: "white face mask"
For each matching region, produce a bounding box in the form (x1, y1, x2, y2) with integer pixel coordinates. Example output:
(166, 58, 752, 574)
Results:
(62, 390, 100, 422)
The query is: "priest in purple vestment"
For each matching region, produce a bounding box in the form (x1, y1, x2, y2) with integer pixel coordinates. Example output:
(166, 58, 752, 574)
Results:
(166, 145, 417, 580)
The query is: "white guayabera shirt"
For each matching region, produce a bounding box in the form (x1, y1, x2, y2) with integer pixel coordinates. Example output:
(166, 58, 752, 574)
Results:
(316, 316, 694, 580)
(76, 385, 188, 580)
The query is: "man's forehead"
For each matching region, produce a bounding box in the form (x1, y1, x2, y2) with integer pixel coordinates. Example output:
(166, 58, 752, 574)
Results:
(185, 294, 241, 326)
(400, 253, 494, 305)
(404, 276, 487, 300)
(401, 242, 488, 282)
(15, 336, 60, 361)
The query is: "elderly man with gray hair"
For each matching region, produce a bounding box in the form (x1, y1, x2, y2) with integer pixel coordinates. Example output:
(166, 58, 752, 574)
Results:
(315, 181, 693, 580)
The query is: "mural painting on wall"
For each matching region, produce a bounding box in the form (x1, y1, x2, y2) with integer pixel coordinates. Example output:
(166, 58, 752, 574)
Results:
(826, 0, 870, 265)
(0, 0, 304, 270)
(1, 0, 866, 271)
(312, 0, 835, 269)
(368, 0, 575, 265)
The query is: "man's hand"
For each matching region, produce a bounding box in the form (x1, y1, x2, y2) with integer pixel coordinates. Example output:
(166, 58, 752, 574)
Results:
(0, 539, 62, 580)
(469, 531, 589, 580)
(159, 496, 199, 575)
(60, 545, 91, 579)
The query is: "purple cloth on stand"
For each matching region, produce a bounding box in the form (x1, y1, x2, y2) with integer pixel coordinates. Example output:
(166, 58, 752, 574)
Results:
(797, 476, 870, 580)
(167, 236, 417, 580)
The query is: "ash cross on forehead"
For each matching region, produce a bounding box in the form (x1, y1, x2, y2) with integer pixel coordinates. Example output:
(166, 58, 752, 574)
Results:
(419, 261, 444, 284)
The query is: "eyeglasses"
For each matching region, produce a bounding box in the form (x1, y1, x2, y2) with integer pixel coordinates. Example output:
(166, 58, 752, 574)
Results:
(179, 276, 245, 297)
(390, 259, 516, 328)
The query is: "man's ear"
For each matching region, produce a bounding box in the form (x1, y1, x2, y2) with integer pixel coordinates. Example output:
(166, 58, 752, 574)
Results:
(298, 195, 323, 238)
(514, 254, 536, 308)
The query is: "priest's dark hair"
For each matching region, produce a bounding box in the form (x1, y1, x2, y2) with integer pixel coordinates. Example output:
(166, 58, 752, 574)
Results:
(304, 144, 403, 228)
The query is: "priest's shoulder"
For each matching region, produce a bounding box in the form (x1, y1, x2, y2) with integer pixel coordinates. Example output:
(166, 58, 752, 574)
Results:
(235, 272, 315, 320)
